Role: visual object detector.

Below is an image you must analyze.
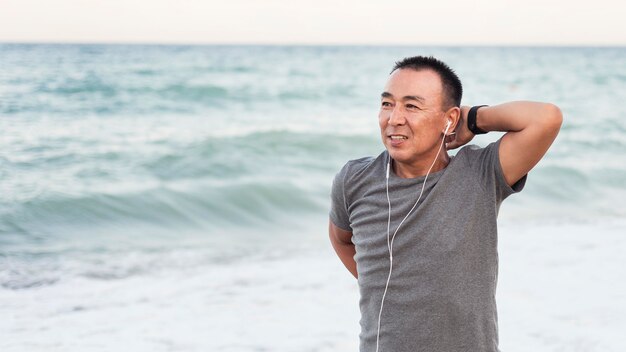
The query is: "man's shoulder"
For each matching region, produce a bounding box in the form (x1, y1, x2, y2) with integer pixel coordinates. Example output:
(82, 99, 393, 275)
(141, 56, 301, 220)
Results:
(455, 140, 500, 165)
(335, 151, 386, 184)
(346, 155, 377, 169)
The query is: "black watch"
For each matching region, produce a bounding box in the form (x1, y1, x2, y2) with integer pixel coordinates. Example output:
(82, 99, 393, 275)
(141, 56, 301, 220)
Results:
(467, 105, 488, 135)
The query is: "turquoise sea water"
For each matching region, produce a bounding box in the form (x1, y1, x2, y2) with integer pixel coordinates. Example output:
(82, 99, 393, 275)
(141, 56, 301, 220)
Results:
(1, 44, 625, 286)
(2, 44, 626, 352)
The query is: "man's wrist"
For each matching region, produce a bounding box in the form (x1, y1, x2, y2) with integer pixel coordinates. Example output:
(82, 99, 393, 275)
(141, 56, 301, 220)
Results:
(467, 105, 489, 135)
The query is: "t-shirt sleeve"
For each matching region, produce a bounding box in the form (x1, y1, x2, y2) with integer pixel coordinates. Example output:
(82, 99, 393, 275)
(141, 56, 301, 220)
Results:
(329, 162, 353, 232)
(474, 136, 527, 202)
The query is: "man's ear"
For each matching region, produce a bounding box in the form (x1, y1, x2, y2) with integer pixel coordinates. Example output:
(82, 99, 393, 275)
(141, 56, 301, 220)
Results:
(445, 106, 461, 134)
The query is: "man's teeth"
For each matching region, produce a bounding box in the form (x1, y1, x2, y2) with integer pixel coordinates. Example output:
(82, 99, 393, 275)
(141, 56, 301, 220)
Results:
(390, 136, 408, 140)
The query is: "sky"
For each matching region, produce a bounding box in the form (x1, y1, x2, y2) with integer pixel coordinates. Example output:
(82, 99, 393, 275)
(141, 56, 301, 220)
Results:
(1, 0, 624, 46)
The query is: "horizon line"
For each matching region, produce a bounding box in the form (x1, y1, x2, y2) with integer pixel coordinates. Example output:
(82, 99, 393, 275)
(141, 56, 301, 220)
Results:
(1, 40, 625, 48)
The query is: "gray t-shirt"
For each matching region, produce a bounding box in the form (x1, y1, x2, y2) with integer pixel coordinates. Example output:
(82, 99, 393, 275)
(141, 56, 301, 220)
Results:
(329, 137, 526, 352)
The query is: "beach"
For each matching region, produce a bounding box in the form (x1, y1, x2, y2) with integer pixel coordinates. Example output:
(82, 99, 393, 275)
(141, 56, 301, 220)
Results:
(2, 218, 625, 351)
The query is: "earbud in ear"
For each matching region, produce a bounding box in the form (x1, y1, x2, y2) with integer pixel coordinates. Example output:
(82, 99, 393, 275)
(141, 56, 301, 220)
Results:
(444, 119, 452, 134)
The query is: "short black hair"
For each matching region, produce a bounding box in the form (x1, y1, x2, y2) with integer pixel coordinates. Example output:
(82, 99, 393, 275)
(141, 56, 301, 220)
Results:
(391, 56, 462, 109)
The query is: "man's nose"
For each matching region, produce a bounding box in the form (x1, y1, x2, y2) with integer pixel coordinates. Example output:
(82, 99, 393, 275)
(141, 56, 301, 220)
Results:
(388, 107, 406, 125)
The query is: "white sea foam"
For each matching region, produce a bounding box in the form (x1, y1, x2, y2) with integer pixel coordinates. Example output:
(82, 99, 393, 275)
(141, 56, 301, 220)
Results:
(2, 219, 625, 351)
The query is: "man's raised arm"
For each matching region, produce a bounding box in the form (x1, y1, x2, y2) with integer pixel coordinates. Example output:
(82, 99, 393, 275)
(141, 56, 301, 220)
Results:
(447, 101, 563, 186)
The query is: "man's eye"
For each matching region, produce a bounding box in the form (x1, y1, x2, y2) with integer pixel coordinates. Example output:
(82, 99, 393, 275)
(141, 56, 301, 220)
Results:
(407, 104, 419, 109)
(381, 102, 392, 107)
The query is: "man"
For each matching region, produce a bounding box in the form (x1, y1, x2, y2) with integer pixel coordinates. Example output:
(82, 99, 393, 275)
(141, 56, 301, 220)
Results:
(328, 56, 562, 352)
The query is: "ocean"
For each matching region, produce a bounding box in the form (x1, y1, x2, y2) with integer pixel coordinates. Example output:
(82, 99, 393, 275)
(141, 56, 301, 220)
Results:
(1, 44, 625, 351)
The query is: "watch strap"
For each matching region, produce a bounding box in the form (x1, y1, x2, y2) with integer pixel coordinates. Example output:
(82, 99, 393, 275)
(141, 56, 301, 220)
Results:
(467, 105, 488, 135)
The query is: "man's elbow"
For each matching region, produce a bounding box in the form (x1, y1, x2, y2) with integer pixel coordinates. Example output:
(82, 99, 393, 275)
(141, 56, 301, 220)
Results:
(542, 103, 563, 132)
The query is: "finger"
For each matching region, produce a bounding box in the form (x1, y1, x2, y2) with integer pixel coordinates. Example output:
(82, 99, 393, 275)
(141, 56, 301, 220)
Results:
(446, 140, 460, 150)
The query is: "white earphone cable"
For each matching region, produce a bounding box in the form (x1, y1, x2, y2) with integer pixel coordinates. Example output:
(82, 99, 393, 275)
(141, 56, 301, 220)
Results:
(375, 124, 450, 352)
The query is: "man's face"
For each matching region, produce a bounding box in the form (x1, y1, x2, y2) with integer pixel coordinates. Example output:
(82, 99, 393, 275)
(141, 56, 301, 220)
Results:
(378, 68, 448, 166)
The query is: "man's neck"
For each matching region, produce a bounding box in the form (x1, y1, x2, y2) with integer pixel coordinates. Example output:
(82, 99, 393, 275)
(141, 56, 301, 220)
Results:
(392, 149, 450, 179)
